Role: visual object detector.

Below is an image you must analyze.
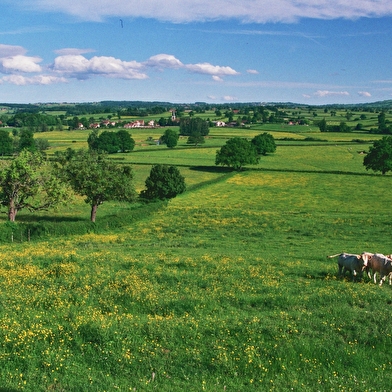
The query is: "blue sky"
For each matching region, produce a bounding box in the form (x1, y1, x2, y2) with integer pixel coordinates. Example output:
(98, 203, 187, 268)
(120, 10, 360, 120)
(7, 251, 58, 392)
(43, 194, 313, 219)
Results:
(1, 0, 392, 104)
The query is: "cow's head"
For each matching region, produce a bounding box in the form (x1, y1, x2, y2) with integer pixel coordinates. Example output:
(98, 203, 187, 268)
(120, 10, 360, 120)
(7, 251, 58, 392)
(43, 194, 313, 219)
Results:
(359, 252, 371, 268)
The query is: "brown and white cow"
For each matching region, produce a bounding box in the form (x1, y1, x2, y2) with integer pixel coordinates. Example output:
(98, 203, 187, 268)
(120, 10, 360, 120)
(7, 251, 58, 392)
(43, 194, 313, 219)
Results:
(363, 253, 392, 286)
(327, 252, 370, 281)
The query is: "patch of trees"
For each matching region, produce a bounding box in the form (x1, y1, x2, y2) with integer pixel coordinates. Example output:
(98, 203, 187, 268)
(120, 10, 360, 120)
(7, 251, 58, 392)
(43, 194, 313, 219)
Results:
(87, 130, 135, 153)
(180, 117, 209, 145)
(215, 133, 276, 170)
(317, 118, 351, 132)
(0, 129, 49, 155)
(5, 112, 60, 131)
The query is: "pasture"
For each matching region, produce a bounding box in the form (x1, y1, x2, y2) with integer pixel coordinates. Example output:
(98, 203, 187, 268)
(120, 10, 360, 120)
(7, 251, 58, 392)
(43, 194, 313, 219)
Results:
(0, 125, 392, 391)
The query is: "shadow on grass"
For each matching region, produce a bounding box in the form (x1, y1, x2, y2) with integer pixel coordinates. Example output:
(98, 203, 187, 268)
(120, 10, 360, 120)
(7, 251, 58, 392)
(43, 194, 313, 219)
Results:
(0, 388, 19, 392)
(17, 215, 85, 223)
(189, 165, 234, 173)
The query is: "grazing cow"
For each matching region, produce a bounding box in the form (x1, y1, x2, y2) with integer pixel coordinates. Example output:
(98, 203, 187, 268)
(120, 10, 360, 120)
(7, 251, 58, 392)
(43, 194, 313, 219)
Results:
(364, 253, 392, 286)
(327, 252, 370, 281)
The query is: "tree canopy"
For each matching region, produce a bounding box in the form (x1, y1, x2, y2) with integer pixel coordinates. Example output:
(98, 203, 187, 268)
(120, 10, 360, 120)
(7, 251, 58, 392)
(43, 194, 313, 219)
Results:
(140, 164, 186, 201)
(88, 130, 135, 153)
(160, 129, 179, 148)
(179, 117, 209, 137)
(57, 149, 137, 222)
(215, 137, 259, 171)
(363, 136, 392, 175)
(251, 133, 276, 155)
(0, 150, 69, 222)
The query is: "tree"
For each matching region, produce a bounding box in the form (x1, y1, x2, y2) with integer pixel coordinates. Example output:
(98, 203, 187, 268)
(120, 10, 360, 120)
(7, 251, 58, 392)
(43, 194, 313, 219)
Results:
(140, 164, 186, 201)
(0, 130, 13, 155)
(318, 118, 328, 132)
(18, 129, 36, 152)
(116, 130, 135, 152)
(187, 131, 205, 146)
(363, 136, 392, 175)
(179, 117, 209, 137)
(57, 149, 137, 222)
(215, 137, 259, 171)
(251, 133, 276, 155)
(160, 129, 179, 148)
(0, 150, 69, 222)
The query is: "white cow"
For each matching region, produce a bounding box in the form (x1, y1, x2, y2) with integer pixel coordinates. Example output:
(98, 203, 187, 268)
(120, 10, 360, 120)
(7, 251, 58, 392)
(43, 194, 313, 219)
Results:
(327, 252, 370, 281)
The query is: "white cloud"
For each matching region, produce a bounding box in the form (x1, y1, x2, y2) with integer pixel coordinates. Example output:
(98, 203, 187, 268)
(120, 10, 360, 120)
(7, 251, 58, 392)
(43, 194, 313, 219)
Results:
(0, 55, 42, 73)
(358, 91, 371, 97)
(0, 44, 26, 57)
(2, 74, 67, 85)
(54, 48, 96, 56)
(247, 69, 259, 74)
(15, 0, 392, 23)
(212, 75, 224, 82)
(52, 54, 148, 79)
(144, 54, 184, 70)
(314, 90, 350, 97)
(223, 95, 237, 101)
(185, 63, 239, 76)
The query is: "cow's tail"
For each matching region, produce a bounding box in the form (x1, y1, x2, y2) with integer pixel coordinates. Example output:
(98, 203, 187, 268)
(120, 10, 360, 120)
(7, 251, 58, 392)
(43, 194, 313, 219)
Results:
(327, 253, 341, 259)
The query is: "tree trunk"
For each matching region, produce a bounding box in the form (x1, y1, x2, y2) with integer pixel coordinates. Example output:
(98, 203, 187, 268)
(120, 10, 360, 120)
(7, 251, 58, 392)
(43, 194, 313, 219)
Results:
(8, 200, 17, 222)
(90, 204, 98, 222)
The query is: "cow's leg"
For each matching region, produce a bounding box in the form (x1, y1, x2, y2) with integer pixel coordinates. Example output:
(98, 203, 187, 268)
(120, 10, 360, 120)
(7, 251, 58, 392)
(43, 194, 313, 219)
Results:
(379, 273, 385, 286)
(373, 272, 377, 284)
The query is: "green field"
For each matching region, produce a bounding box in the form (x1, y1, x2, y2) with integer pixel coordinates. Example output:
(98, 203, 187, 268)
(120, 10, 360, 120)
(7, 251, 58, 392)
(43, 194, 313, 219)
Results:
(1, 122, 392, 390)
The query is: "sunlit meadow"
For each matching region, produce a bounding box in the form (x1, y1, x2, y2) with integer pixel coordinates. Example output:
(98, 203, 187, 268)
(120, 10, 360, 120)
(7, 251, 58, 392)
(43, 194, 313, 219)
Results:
(0, 127, 392, 391)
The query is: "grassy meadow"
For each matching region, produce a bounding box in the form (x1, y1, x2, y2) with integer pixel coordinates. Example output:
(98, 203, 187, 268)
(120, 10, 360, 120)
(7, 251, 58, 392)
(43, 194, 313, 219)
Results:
(1, 121, 392, 391)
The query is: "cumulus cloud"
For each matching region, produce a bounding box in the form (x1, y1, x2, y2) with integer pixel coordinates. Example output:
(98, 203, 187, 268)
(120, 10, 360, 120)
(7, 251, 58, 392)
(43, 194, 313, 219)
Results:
(0, 43, 240, 86)
(51, 55, 148, 79)
(14, 0, 392, 23)
(358, 91, 372, 97)
(314, 90, 350, 97)
(143, 54, 239, 80)
(1, 55, 42, 73)
(185, 62, 239, 76)
(247, 69, 259, 74)
(144, 54, 184, 70)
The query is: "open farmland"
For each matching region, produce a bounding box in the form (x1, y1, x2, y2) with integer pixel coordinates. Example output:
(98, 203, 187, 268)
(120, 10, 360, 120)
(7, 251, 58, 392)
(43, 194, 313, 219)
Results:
(0, 105, 392, 390)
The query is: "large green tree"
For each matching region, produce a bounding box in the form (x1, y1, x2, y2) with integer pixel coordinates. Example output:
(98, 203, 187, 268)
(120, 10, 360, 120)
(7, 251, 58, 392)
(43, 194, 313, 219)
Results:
(363, 136, 392, 175)
(140, 164, 186, 201)
(251, 132, 276, 155)
(215, 137, 259, 171)
(0, 130, 14, 155)
(0, 150, 69, 222)
(116, 130, 135, 152)
(179, 117, 209, 137)
(58, 149, 137, 222)
(18, 129, 36, 152)
(160, 129, 179, 148)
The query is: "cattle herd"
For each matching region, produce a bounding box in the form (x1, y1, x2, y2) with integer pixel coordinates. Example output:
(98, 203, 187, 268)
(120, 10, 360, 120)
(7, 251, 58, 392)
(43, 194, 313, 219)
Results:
(327, 252, 392, 286)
